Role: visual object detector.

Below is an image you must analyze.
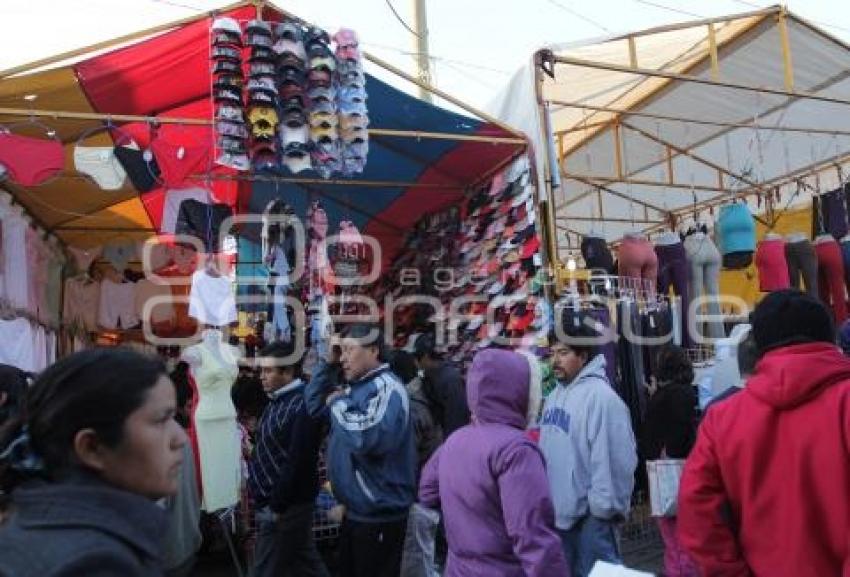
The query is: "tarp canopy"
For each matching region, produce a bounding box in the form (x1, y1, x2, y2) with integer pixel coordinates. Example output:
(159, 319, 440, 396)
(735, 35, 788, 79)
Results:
(488, 5, 850, 255)
(0, 1, 524, 267)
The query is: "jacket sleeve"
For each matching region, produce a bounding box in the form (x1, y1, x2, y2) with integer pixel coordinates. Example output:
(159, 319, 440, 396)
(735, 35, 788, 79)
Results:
(496, 442, 571, 577)
(53, 550, 151, 577)
(418, 445, 442, 509)
(329, 378, 409, 456)
(587, 392, 638, 520)
(304, 360, 340, 419)
(678, 412, 753, 577)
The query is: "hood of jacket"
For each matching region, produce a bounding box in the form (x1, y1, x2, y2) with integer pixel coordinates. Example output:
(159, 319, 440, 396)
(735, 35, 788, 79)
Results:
(10, 474, 167, 561)
(562, 353, 608, 389)
(467, 349, 541, 429)
(747, 342, 850, 410)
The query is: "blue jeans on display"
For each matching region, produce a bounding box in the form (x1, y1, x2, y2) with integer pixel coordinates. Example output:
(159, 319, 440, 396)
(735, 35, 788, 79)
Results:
(559, 516, 622, 577)
(272, 276, 291, 342)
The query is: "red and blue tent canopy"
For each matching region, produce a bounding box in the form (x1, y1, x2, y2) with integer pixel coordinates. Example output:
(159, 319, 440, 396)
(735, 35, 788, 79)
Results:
(0, 1, 525, 269)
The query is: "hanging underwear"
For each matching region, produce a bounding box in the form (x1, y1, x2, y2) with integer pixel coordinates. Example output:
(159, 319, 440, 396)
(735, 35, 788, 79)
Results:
(67, 246, 102, 273)
(150, 140, 210, 188)
(175, 199, 234, 252)
(74, 146, 128, 190)
(114, 144, 161, 192)
(0, 133, 64, 186)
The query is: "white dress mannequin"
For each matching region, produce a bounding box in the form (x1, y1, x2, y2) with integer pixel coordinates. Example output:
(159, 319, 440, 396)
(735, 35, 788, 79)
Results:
(182, 328, 241, 512)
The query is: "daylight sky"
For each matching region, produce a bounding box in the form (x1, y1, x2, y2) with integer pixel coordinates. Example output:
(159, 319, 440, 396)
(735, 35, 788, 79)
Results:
(3, 0, 850, 114)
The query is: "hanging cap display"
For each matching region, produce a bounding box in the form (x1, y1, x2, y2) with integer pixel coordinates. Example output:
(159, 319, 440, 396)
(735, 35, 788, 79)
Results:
(310, 112, 338, 129)
(307, 69, 332, 88)
(278, 53, 306, 73)
(304, 26, 331, 47)
(211, 45, 241, 62)
(212, 60, 243, 76)
(333, 28, 359, 49)
(273, 39, 306, 61)
(283, 142, 312, 173)
(279, 68, 307, 86)
(280, 124, 309, 146)
(308, 85, 336, 102)
(247, 77, 278, 96)
(310, 56, 336, 72)
(246, 32, 273, 48)
(249, 47, 276, 63)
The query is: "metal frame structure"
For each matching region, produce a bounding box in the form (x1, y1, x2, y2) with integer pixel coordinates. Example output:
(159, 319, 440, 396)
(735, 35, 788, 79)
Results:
(532, 5, 850, 264)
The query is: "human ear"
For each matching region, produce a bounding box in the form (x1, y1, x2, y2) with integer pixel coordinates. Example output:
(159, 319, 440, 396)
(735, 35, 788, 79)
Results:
(72, 428, 109, 472)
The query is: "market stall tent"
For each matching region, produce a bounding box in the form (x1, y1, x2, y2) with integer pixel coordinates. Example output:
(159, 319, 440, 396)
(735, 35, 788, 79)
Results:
(488, 5, 850, 263)
(0, 0, 525, 268)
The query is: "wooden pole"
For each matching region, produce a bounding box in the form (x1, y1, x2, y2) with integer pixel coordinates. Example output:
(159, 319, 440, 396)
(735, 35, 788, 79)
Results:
(562, 174, 725, 194)
(777, 6, 795, 92)
(558, 216, 662, 224)
(707, 23, 720, 81)
(561, 174, 670, 214)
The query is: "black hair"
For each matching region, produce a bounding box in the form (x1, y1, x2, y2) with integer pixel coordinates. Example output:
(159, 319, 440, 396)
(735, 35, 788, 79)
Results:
(169, 361, 192, 429)
(550, 311, 600, 361)
(259, 340, 304, 377)
(388, 350, 418, 384)
(737, 333, 759, 377)
(341, 323, 387, 362)
(231, 375, 268, 419)
(412, 333, 440, 361)
(654, 345, 694, 387)
(0, 348, 167, 490)
(0, 365, 30, 426)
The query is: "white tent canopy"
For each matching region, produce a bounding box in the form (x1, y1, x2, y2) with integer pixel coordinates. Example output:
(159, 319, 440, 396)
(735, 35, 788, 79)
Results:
(488, 5, 850, 260)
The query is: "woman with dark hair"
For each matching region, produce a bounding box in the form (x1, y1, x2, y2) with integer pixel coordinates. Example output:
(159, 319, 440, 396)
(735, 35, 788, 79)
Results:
(0, 348, 188, 577)
(643, 345, 698, 577)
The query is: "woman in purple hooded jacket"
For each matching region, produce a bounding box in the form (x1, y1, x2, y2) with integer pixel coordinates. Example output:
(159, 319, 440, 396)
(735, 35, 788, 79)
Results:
(419, 349, 570, 577)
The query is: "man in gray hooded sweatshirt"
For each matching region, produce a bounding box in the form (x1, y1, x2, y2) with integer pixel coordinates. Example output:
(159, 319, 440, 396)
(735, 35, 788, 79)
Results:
(539, 314, 637, 577)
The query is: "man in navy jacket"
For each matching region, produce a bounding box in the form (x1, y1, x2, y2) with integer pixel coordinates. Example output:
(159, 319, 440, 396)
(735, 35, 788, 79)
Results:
(248, 342, 329, 577)
(305, 323, 416, 577)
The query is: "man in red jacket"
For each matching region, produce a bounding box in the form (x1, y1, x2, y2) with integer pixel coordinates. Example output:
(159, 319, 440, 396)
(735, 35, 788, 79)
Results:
(678, 289, 850, 577)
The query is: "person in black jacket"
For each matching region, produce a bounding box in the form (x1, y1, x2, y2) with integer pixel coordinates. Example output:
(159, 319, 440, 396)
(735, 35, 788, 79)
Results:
(247, 341, 329, 577)
(410, 333, 470, 437)
(643, 345, 698, 577)
(0, 348, 188, 577)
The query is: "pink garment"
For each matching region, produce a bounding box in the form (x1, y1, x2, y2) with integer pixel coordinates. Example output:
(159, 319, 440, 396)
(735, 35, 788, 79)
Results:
(308, 203, 329, 239)
(657, 517, 699, 577)
(618, 235, 658, 292)
(25, 227, 48, 317)
(67, 246, 102, 273)
(755, 238, 790, 292)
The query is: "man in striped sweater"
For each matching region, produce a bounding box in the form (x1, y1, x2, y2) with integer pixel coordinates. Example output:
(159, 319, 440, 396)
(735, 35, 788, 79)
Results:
(248, 341, 329, 577)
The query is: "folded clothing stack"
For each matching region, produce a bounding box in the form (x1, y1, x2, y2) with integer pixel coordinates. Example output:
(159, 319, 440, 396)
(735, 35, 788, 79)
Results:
(211, 17, 250, 171)
(333, 28, 368, 176)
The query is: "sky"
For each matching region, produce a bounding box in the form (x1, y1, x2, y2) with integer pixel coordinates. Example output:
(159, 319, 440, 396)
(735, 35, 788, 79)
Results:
(2, 0, 850, 115)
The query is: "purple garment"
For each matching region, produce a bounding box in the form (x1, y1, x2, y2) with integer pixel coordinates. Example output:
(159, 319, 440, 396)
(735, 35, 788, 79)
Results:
(655, 242, 691, 347)
(419, 349, 569, 577)
(812, 186, 850, 239)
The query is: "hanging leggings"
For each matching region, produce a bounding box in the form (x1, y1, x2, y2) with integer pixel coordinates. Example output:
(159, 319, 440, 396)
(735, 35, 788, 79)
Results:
(815, 239, 847, 324)
(785, 239, 819, 297)
(655, 242, 690, 347)
(683, 235, 724, 341)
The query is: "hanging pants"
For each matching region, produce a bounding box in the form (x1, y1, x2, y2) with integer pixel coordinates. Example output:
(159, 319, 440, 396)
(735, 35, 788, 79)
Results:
(683, 235, 724, 341)
(618, 236, 658, 293)
(815, 239, 847, 324)
(655, 242, 690, 347)
(785, 239, 819, 297)
(582, 236, 615, 273)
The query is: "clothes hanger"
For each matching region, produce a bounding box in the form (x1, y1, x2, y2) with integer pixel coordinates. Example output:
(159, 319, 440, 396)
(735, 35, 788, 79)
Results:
(75, 118, 135, 148)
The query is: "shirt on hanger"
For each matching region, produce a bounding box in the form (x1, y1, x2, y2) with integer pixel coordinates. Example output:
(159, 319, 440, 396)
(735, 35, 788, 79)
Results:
(98, 278, 139, 329)
(161, 187, 215, 234)
(189, 269, 237, 326)
(64, 277, 101, 332)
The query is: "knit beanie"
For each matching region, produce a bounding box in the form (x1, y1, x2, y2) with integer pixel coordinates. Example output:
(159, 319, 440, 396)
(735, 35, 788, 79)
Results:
(751, 289, 835, 355)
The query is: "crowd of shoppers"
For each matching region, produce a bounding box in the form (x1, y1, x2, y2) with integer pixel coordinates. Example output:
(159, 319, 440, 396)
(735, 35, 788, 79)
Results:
(1, 289, 849, 576)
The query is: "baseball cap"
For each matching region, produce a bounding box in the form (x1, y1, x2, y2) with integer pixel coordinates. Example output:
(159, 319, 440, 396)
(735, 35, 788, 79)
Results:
(311, 126, 338, 143)
(212, 60, 243, 76)
(211, 16, 241, 36)
(249, 47, 276, 63)
(245, 19, 272, 36)
(252, 143, 277, 171)
(280, 83, 305, 101)
(211, 45, 241, 62)
(340, 114, 369, 130)
(339, 100, 367, 116)
(310, 56, 336, 72)
(248, 91, 275, 107)
(275, 21, 303, 41)
(213, 75, 243, 90)
(280, 124, 308, 145)
(249, 62, 276, 79)
(247, 77, 278, 96)
(278, 53, 306, 73)
(308, 86, 336, 102)
(246, 33, 273, 49)
(274, 39, 307, 60)
(338, 69, 366, 88)
(333, 28, 359, 48)
(304, 26, 331, 47)
(283, 142, 312, 174)
(216, 105, 244, 122)
(216, 121, 249, 139)
(217, 136, 247, 154)
(211, 31, 242, 48)
(338, 46, 361, 62)
(215, 152, 250, 171)
(279, 68, 307, 86)
(310, 112, 338, 128)
(214, 86, 242, 104)
(338, 85, 367, 103)
(308, 69, 332, 87)
(282, 108, 307, 128)
(341, 126, 367, 143)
